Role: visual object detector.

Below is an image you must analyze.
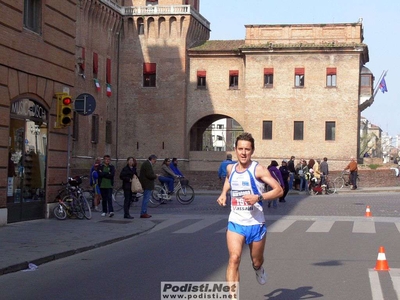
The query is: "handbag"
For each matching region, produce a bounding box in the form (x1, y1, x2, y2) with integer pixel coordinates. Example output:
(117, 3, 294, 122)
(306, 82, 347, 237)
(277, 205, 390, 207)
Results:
(131, 175, 143, 193)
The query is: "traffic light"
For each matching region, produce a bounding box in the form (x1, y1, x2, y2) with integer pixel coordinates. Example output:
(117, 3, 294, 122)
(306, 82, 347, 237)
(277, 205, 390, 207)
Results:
(55, 93, 73, 128)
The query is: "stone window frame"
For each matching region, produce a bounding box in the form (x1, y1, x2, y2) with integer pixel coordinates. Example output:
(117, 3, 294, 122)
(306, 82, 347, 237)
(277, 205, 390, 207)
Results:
(325, 121, 336, 141)
(326, 67, 337, 87)
(294, 121, 304, 140)
(23, 0, 42, 34)
(294, 68, 305, 88)
(262, 121, 273, 140)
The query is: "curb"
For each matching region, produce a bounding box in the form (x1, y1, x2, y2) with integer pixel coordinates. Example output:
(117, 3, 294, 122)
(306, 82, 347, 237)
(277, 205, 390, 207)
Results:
(0, 222, 157, 276)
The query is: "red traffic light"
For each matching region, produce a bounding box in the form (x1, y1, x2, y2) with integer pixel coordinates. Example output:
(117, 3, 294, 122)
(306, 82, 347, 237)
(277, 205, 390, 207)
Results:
(63, 97, 72, 105)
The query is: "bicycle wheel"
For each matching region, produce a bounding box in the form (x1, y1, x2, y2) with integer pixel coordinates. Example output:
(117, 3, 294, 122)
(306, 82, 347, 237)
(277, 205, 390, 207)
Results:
(113, 187, 124, 212)
(176, 185, 195, 204)
(356, 176, 361, 188)
(80, 196, 92, 220)
(149, 185, 165, 207)
(71, 196, 85, 219)
(325, 181, 336, 194)
(333, 177, 344, 189)
(82, 189, 94, 208)
(53, 203, 67, 220)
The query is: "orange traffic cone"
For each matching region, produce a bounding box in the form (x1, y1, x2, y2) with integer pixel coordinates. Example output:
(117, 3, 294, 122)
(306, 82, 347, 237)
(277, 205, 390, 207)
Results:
(365, 205, 372, 217)
(374, 246, 390, 271)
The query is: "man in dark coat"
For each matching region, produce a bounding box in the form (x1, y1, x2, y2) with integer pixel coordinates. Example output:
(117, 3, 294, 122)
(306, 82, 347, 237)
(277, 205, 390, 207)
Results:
(279, 160, 290, 202)
(138, 154, 158, 218)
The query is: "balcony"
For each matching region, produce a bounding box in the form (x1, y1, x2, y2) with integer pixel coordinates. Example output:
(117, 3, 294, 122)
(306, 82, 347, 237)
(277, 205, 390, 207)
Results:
(124, 5, 210, 29)
(98, 1, 210, 30)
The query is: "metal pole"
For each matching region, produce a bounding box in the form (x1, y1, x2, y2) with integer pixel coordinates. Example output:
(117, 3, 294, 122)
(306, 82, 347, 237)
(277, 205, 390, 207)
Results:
(372, 70, 388, 98)
(67, 125, 71, 181)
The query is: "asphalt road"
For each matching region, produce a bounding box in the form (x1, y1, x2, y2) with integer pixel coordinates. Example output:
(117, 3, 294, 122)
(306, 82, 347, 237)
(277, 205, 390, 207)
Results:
(1, 193, 400, 300)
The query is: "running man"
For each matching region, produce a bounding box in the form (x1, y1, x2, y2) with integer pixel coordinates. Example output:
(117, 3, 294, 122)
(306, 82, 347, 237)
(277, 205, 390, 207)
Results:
(217, 132, 283, 286)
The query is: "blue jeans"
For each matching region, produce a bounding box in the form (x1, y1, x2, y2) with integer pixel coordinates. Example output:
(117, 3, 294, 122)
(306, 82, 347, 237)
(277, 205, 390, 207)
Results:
(100, 188, 113, 213)
(300, 177, 308, 191)
(289, 173, 294, 190)
(141, 189, 151, 215)
(159, 176, 174, 193)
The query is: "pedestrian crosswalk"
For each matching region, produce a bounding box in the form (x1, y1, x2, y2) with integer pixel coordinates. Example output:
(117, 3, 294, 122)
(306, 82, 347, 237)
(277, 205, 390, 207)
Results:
(369, 268, 400, 300)
(148, 215, 400, 235)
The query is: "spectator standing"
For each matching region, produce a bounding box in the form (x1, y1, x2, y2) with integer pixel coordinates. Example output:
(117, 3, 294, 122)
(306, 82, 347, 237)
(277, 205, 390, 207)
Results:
(170, 158, 184, 177)
(267, 160, 284, 208)
(279, 160, 290, 202)
(218, 154, 235, 184)
(139, 154, 158, 218)
(313, 159, 321, 183)
(320, 157, 329, 185)
(344, 157, 358, 190)
(299, 160, 309, 192)
(287, 156, 296, 190)
(98, 155, 115, 217)
(119, 157, 138, 219)
(91, 163, 101, 212)
(89, 157, 102, 211)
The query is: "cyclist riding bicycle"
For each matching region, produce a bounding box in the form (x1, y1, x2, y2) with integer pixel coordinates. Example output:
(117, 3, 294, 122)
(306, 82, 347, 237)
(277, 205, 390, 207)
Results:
(159, 158, 180, 195)
(170, 157, 184, 177)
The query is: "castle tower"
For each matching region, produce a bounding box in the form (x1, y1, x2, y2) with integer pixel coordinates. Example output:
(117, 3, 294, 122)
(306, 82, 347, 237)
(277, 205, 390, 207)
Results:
(117, 0, 210, 160)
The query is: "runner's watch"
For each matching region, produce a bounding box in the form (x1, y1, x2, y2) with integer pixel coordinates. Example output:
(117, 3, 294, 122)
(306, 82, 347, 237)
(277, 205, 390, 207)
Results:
(258, 194, 263, 201)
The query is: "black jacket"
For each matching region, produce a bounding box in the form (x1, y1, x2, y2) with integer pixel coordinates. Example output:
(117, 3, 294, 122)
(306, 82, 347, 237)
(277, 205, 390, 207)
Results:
(120, 165, 138, 191)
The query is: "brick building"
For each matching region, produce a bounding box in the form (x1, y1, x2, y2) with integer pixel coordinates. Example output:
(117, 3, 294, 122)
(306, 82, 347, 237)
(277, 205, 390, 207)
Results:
(187, 23, 371, 170)
(0, 0, 373, 224)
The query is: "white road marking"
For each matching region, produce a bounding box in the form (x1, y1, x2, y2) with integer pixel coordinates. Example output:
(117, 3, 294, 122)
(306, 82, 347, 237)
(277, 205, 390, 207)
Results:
(353, 221, 376, 233)
(369, 269, 384, 300)
(306, 220, 335, 232)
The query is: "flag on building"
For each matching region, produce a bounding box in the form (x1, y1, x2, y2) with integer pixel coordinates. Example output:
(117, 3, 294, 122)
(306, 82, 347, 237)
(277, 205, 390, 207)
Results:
(379, 76, 388, 93)
(94, 78, 101, 91)
(106, 84, 112, 97)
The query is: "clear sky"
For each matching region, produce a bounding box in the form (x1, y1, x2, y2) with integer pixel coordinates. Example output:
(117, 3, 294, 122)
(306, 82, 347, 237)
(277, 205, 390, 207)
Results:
(200, 0, 399, 139)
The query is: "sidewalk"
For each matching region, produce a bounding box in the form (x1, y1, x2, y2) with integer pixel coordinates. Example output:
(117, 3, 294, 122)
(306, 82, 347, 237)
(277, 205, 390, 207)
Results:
(1, 186, 399, 276)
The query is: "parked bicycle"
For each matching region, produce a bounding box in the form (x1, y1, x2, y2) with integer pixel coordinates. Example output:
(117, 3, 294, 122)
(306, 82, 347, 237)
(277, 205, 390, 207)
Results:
(53, 176, 92, 220)
(112, 187, 143, 212)
(307, 175, 336, 195)
(333, 171, 360, 190)
(150, 177, 195, 207)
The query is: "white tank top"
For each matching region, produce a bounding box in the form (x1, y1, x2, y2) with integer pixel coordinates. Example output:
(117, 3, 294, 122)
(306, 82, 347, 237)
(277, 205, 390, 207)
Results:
(228, 161, 266, 225)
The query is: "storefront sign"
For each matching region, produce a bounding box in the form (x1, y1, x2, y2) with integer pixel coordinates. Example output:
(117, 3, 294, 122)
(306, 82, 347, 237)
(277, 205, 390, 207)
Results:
(10, 99, 48, 122)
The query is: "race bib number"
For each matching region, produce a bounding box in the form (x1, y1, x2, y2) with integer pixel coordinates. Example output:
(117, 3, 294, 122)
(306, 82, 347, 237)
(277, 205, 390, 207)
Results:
(231, 190, 253, 211)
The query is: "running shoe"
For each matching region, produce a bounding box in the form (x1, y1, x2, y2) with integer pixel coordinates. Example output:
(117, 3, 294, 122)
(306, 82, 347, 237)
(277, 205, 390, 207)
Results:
(255, 266, 267, 285)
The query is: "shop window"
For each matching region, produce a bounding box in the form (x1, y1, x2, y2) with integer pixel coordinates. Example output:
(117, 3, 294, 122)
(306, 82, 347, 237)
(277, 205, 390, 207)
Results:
(24, 0, 42, 33)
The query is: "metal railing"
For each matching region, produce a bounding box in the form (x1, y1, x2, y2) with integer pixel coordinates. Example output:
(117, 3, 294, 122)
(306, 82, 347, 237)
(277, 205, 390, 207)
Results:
(99, 2, 210, 29)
